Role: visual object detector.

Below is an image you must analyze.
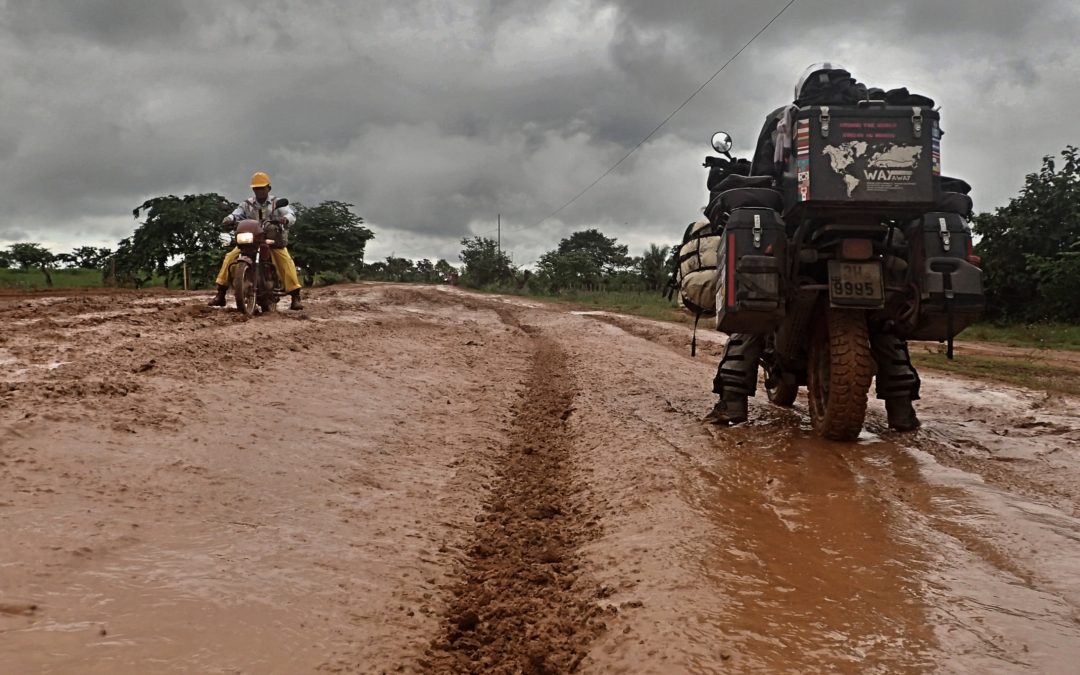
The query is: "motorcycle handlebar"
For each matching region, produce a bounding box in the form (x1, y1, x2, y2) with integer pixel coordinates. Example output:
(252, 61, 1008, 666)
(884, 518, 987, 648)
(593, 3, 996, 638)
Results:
(703, 155, 748, 169)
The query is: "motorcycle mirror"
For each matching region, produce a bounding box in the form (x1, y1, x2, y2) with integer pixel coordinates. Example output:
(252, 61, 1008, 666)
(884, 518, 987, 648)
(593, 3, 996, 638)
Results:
(711, 131, 733, 156)
(274, 198, 289, 207)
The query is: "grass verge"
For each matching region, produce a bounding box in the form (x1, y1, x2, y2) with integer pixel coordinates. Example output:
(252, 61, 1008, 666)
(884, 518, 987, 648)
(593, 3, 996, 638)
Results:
(912, 352, 1080, 397)
(957, 323, 1080, 351)
(523, 289, 693, 324)
(0, 268, 177, 290)
(0, 268, 105, 289)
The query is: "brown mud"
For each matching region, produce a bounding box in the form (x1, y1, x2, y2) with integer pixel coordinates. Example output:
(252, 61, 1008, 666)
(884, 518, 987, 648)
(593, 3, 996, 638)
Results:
(2, 284, 1079, 673)
(427, 317, 606, 674)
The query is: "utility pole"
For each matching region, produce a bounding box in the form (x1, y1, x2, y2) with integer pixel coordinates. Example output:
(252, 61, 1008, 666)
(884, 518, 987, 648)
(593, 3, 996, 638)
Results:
(497, 213, 501, 257)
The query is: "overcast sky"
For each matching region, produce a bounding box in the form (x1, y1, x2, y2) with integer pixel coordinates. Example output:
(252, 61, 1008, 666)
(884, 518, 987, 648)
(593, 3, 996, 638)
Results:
(2, 0, 1077, 266)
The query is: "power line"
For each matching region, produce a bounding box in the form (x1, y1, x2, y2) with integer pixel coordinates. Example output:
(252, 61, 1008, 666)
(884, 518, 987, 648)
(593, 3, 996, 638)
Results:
(515, 0, 800, 235)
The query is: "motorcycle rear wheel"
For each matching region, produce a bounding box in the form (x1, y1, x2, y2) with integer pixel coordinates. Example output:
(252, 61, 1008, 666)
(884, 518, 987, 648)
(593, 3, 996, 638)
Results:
(233, 261, 256, 317)
(807, 307, 873, 441)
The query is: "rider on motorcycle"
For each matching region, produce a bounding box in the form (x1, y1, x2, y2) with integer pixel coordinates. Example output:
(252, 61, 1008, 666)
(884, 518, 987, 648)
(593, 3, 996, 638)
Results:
(704, 64, 922, 431)
(208, 171, 304, 310)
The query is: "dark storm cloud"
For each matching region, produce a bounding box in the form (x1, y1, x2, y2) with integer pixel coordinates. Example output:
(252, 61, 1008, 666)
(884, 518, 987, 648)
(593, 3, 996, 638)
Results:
(4, 0, 196, 45)
(0, 228, 31, 242)
(1, 0, 1077, 265)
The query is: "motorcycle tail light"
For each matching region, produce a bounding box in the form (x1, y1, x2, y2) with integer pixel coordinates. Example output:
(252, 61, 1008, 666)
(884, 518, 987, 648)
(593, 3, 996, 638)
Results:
(966, 239, 982, 267)
(840, 238, 873, 260)
(236, 232, 255, 245)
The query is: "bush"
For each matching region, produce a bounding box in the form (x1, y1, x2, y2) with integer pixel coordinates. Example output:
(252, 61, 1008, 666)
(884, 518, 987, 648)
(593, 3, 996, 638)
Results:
(315, 271, 346, 286)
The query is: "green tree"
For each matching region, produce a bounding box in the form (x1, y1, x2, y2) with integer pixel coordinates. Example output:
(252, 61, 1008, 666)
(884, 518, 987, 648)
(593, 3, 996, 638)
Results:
(8, 242, 56, 287)
(973, 146, 1080, 321)
(533, 228, 633, 292)
(638, 244, 670, 291)
(434, 258, 458, 283)
(290, 201, 373, 286)
(361, 260, 387, 280)
(414, 258, 436, 282)
(384, 256, 414, 281)
(130, 193, 235, 288)
(104, 237, 154, 288)
(0, 250, 11, 269)
(66, 246, 114, 270)
(536, 248, 600, 291)
(556, 228, 630, 276)
(458, 236, 513, 287)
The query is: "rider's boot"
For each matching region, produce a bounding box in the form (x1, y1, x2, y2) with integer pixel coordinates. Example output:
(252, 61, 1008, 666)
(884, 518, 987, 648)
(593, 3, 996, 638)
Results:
(289, 289, 304, 311)
(207, 285, 228, 307)
(704, 393, 749, 425)
(885, 397, 921, 431)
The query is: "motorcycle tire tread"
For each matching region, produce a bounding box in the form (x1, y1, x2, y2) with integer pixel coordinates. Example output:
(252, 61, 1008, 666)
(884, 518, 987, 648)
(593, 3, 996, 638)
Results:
(810, 309, 873, 441)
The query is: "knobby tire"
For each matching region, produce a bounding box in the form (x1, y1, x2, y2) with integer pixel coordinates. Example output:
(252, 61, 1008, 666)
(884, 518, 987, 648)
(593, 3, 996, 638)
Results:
(807, 307, 873, 441)
(233, 261, 256, 317)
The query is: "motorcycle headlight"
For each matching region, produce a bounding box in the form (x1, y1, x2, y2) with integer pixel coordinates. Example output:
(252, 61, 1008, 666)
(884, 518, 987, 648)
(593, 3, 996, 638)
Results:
(236, 232, 255, 245)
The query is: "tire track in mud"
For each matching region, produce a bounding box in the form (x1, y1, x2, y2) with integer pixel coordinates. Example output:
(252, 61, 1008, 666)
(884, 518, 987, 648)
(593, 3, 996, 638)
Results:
(425, 316, 608, 674)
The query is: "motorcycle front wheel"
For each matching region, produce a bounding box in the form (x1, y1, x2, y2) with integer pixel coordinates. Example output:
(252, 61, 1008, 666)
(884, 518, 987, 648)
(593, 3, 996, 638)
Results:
(762, 341, 798, 407)
(233, 261, 256, 317)
(765, 365, 799, 407)
(807, 307, 873, 441)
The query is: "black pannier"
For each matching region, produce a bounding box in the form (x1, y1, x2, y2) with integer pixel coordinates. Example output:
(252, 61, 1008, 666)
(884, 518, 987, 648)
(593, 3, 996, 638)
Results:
(899, 212, 984, 341)
(783, 105, 941, 222)
(715, 207, 787, 334)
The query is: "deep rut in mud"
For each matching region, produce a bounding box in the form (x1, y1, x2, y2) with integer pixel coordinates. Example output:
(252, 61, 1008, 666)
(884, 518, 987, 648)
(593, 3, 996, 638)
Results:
(425, 322, 607, 674)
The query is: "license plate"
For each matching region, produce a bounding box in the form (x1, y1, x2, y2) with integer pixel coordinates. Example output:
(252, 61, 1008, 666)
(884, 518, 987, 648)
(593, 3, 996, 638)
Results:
(828, 261, 883, 307)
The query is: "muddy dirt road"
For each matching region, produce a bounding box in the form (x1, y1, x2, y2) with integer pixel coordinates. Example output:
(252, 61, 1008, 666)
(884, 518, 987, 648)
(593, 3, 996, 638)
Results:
(2, 284, 1079, 674)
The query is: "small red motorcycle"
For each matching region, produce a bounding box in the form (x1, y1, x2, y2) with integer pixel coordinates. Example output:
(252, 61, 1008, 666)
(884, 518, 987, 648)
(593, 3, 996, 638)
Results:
(230, 201, 289, 316)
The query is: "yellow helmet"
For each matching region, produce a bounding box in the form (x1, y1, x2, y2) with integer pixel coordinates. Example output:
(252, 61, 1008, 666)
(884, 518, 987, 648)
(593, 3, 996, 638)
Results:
(250, 171, 271, 188)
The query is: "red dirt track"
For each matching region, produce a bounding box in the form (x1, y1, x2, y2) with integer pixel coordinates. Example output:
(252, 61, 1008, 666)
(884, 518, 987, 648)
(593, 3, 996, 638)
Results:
(2, 284, 1079, 673)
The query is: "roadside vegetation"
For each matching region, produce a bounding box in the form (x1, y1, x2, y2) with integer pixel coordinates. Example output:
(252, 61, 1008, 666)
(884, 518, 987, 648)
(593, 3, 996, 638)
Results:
(0, 268, 105, 290)
(543, 289, 690, 324)
(912, 351, 1080, 397)
(955, 323, 1080, 351)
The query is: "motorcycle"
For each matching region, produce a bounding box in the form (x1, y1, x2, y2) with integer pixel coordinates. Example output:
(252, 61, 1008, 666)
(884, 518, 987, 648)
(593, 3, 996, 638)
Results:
(229, 198, 290, 317)
(703, 102, 984, 440)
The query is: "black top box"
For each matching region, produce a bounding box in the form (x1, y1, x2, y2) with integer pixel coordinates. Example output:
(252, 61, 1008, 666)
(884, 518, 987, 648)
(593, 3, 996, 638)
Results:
(782, 105, 941, 222)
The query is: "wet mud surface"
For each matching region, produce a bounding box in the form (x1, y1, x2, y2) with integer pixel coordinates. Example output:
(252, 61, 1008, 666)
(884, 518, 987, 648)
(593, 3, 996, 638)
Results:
(2, 284, 1080, 673)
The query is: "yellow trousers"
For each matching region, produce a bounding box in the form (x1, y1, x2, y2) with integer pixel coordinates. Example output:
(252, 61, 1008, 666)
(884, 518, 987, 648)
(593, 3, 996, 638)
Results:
(215, 247, 302, 293)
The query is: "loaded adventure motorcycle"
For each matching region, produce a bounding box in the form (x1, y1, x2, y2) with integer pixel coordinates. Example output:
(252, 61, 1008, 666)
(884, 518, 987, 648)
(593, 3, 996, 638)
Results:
(230, 198, 290, 316)
(676, 66, 984, 441)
